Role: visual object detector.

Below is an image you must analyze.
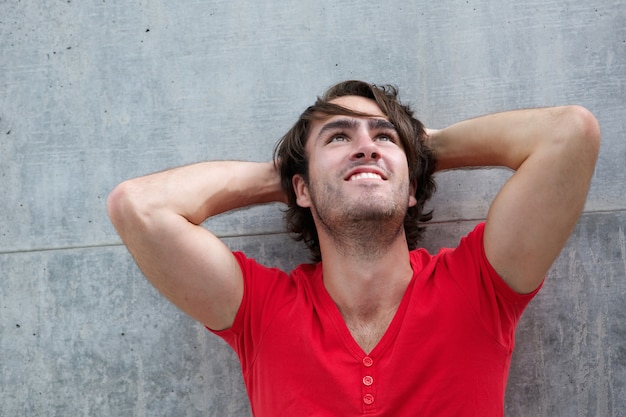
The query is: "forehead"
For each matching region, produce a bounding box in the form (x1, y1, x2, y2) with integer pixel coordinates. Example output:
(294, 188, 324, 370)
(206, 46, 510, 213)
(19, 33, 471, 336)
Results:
(328, 95, 386, 118)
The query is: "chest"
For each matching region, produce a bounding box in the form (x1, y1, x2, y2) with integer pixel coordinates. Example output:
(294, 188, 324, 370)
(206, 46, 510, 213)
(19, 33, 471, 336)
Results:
(343, 310, 397, 354)
(246, 286, 511, 417)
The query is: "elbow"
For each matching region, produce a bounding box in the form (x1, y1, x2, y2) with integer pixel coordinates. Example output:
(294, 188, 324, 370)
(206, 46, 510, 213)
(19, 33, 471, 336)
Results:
(565, 105, 601, 161)
(106, 181, 129, 231)
(106, 180, 144, 234)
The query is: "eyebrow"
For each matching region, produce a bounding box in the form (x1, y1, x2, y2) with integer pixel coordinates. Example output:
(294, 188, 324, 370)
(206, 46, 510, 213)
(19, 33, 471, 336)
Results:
(316, 117, 397, 141)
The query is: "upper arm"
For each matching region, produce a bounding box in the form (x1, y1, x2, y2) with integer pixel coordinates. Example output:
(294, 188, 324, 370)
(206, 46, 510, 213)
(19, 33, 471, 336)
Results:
(483, 106, 600, 293)
(107, 181, 243, 331)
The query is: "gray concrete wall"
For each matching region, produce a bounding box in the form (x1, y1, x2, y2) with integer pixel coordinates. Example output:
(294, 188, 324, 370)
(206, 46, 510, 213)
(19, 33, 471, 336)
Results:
(1, 1, 624, 416)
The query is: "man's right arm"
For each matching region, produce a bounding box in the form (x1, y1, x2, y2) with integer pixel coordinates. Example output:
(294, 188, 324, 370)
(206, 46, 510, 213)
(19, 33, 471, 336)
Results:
(106, 161, 286, 331)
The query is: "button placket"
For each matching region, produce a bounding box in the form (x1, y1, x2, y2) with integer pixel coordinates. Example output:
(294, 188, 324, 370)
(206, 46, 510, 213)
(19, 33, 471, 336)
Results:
(361, 356, 376, 413)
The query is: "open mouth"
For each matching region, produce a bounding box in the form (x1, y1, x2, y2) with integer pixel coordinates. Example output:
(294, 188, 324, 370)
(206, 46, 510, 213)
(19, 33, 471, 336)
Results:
(348, 172, 384, 181)
(344, 166, 388, 181)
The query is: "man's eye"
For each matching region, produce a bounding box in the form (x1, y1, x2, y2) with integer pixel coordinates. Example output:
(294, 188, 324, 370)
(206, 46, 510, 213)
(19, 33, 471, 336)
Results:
(330, 135, 347, 142)
(377, 135, 392, 142)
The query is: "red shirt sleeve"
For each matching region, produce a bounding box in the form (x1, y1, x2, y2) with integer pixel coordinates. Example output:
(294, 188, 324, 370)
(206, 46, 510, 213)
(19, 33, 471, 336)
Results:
(209, 252, 297, 372)
(440, 222, 543, 349)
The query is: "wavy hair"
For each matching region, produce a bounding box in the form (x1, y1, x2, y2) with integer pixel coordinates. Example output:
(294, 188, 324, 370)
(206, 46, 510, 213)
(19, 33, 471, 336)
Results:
(274, 80, 437, 262)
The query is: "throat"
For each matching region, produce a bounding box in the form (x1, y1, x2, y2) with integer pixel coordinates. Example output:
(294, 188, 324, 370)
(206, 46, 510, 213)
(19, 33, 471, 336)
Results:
(324, 219, 406, 261)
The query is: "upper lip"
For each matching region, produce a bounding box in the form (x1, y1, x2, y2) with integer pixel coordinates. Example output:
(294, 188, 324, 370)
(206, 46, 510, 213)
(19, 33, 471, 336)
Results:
(343, 165, 388, 181)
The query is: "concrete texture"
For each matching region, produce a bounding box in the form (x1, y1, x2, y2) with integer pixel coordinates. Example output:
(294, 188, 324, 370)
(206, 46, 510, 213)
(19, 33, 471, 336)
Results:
(1, 1, 624, 416)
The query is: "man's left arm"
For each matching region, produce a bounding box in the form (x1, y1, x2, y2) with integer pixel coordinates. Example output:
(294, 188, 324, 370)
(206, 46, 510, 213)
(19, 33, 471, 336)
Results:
(427, 106, 600, 293)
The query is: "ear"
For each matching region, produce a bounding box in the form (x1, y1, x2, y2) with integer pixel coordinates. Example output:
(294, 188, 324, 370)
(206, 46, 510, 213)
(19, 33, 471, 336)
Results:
(408, 179, 418, 207)
(292, 174, 312, 208)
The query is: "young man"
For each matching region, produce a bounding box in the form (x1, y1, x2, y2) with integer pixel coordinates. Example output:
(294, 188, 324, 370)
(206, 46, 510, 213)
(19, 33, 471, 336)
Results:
(107, 80, 600, 416)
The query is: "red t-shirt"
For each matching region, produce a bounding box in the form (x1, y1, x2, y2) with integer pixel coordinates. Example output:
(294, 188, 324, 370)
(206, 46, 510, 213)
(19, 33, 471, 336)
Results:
(212, 223, 541, 416)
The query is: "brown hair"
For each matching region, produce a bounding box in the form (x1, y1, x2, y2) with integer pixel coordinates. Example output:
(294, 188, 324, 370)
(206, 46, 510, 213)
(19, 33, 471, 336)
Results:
(274, 80, 437, 262)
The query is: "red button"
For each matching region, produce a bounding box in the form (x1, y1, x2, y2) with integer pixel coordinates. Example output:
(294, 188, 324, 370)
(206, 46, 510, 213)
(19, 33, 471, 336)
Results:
(363, 394, 375, 405)
(362, 375, 374, 386)
(362, 356, 373, 367)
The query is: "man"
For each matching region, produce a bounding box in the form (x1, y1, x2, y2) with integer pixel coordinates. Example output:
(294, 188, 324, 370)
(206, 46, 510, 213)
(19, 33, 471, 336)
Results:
(107, 80, 600, 416)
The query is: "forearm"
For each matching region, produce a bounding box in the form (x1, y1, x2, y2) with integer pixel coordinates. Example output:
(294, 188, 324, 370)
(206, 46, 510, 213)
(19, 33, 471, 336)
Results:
(107, 160, 285, 231)
(426, 106, 593, 172)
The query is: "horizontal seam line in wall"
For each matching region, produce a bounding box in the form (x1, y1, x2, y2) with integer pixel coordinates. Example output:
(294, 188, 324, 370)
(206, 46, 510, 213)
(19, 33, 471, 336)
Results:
(0, 230, 292, 255)
(0, 208, 624, 255)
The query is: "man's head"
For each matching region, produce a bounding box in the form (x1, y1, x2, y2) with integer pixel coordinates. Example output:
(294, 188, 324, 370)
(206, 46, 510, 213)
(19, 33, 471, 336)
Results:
(274, 80, 437, 261)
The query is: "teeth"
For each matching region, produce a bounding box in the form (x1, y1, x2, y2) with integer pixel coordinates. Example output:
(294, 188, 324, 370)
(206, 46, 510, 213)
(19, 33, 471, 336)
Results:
(350, 172, 382, 181)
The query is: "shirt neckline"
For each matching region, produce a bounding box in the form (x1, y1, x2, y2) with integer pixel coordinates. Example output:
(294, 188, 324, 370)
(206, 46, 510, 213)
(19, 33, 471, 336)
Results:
(310, 252, 432, 359)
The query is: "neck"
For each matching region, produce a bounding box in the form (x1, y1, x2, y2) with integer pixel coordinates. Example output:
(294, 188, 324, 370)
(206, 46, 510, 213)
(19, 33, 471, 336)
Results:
(319, 231, 414, 319)
(319, 235, 414, 353)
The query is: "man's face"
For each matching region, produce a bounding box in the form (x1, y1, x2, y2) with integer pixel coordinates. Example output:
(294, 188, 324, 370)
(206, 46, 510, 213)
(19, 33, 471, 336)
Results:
(292, 95, 417, 231)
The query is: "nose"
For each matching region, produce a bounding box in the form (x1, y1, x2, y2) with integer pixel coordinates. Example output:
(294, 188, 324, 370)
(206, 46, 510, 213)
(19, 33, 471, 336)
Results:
(350, 135, 381, 161)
